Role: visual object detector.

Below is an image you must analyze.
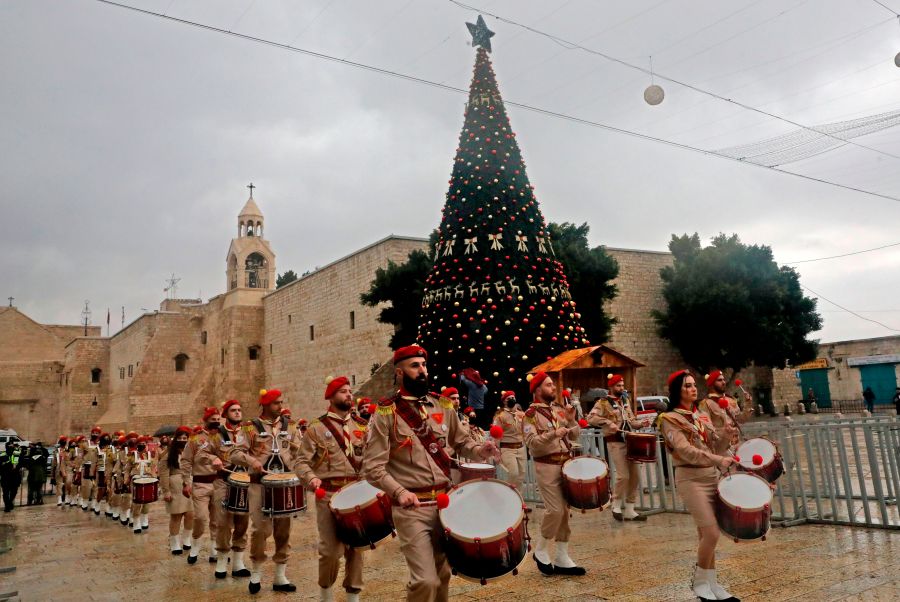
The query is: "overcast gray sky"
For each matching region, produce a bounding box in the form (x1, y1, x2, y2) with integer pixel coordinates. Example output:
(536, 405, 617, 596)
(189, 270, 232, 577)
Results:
(2, 0, 900, 344)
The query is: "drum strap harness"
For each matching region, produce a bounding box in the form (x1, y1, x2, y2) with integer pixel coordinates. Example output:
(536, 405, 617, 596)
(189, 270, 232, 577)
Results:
(394, 397, 453, 479)
(320, 414, 361, 473)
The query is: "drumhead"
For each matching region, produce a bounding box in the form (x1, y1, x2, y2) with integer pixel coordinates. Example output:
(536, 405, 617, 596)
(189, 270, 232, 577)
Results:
(441, 480, 521, 539)
(262, 472, 300, 484)
(562, 457, 608, 481)
(229, 472, 251, 484)
(331, 481, 380, 511)
(736, 438, 776, 469)
(717, 473, 771, 510)
(460, 462, 494, 471)
(133, 477, 158, 485)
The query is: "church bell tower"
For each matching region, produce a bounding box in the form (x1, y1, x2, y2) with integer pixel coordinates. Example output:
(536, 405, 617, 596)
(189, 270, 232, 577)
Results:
(226, 184, 276, 292)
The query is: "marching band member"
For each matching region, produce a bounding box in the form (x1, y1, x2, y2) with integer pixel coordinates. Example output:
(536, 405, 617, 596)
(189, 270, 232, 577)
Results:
(180, 407, 222, 566)
(52, 436, 67, 506)
(208, 399, 251, 580)
(117, 433, 139, 526)
(229, 388, 300, 594)
(493, 391, 526, 491)
(355, 397, 373, 422)
(107, 434, 124, 521)
(125, 435, 156, 533)
(658, 370, 739, 602)
(294, 376, 367, 602)
(81, 426, 101, 512)
(524, 371, 585, 576)
(67, 436, 84, 507)
(700, 370, 751, 454)
(93, 433, 114, 517)
(159, 426, 193, 555)
(363, 345, 499, 602)
(587, 374, 649, 522)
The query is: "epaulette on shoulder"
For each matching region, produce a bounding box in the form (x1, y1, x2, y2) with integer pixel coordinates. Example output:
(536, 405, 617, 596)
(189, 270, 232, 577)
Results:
(525, 407, 536, 418)
(351, 414, 368, 427)
(437, 396, 454, 410)
(376, 397, 395, 415)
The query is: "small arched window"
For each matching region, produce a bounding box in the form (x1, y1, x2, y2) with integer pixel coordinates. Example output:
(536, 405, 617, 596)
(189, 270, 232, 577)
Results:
(174, 353, 189, 372)
(91, 368, 102, 384)
(248, 346, 259, 360)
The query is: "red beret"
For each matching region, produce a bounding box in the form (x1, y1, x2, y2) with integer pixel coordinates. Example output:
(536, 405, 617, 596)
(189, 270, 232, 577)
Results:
(357, 397, 372, 410)
(90, 425, 102, 434)
(137, 435, 151, 443)
(393, 345, 427, 365)
(221, 399, 241, 413)
(441, 387, 459, 397)
(126, 431, 138, 439)
(116, 436, 126, 444)
(76, 435, 86, 442)
(298, 418, 308, 426)
(175, 426, 192, 437)
(324, 376, 350, 399)
(705, 370, 723, 388)
(529, 371, 550, 394)
(464, 406, 474, 414)
(259, 388, 282, 406)
(202, 406, 220, 422)
(607, 374, 624, 387)
(501, 390, 516, 402)
(192, 425, 203, 434)
(667, 369, 689, 386)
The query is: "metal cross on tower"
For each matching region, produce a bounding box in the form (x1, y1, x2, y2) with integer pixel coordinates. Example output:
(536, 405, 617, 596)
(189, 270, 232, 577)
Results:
(81, 300, 92, 336)
(7, 297, 13, 307)
(247, 182, 255, 198)
(164, 274, 181, 299)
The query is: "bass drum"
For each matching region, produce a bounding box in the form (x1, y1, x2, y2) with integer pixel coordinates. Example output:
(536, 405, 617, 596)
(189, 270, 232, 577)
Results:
(440, 480, 529, 585)
(716, 473, 772, 542)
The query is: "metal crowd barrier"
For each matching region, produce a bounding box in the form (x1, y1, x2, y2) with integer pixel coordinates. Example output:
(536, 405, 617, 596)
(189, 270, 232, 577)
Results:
(514, 415, 900, 531)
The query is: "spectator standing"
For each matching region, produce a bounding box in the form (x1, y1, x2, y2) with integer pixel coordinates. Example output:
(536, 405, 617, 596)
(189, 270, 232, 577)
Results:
(863, 386, 876, 414)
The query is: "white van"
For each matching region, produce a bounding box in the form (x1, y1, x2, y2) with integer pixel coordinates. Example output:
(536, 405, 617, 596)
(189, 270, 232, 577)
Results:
(0, 429, 22, 452)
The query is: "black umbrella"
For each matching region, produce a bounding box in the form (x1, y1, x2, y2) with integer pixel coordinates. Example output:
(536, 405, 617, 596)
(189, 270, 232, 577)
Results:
(153, 425, 178, 438)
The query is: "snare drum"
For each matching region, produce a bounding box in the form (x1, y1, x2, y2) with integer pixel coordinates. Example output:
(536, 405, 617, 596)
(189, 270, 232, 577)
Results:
(261, 472, 306, 516)
(440, 479, 528, 585)
(329, 480, 395, 549)
(716, 473, 772, 542)
(561, 456, 610, 512)
(458, 462, 496, 483)
(96, 470, 107, 490)
(132, 477, 159, 504)
(225, 472, 250, 514)
(82, 462, 93, 479)
(735, 438, 783, 483)
(624, 432, 658, 463)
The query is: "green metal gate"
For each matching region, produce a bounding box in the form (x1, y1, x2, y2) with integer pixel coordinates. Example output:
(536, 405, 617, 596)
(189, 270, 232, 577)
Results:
(859, 363, 897, 405)
(799, 368, 831, 407)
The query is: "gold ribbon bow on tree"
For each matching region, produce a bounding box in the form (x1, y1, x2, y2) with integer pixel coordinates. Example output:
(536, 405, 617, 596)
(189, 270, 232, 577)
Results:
(488, 233, 503, 250)
(464, 236, 478, 255)
(516, 234, 528, 251)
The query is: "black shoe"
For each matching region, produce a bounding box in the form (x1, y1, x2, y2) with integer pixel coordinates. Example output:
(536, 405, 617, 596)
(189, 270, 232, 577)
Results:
(105, 512, 113, 517)
(273, 583, 296, 592)
(133, 528, 142, 535)
(171, 549, 183, 556)
(533, 553, 554, 576)
(142, 526, 148, 531)
(232, 569, 251, 578)
(554, 565, 587, 576)
(249, 581, 261, 595)
(94, 510, 100, 515)
(612, 511, 623, 522)
(209, 556, 217, 564)
(187, 554, 198, 565)
(183, 544, 191, 550)
(624, 513, 648, 522)
(214, 571, 227, 580)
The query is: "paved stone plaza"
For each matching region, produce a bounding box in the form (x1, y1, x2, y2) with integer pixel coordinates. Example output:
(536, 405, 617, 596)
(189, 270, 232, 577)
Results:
(1, 497, 897, 601)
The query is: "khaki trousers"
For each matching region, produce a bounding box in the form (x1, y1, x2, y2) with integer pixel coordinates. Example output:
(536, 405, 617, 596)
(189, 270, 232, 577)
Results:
(392, 505, 451, 602)
(130, 502, 149, 517)
(248, 484, 292, 564)
(608, 442, 639, 504)
(214, 479, 249, 553)
(80, 478, 95, 502)
(191, 481, 218, 540)
(534, 462, 570, 542)
(315, 498, 363, 592)
(499, 446, 527, 491)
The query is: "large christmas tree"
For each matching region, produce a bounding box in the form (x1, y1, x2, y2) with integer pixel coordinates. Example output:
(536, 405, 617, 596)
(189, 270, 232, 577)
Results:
(416, 16, 589, 400)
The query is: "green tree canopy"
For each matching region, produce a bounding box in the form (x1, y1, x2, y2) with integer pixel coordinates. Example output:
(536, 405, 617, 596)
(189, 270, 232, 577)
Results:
(276, 270, 298, 288)
(653, 233, 821, 373)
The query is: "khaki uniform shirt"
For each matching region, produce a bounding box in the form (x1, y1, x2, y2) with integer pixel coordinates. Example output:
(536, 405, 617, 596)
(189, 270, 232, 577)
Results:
(364, 393, 483, 500)
(180, 429, 220, 488)
(228, 416, 300, 473)
(700, 394, 741, 454)
(125, 450, 157, 482)
(523, 401, 581, 458)
(294, 412, 367, 487)
(206, 423, 242, 467)
(586, 396, 644, 436)
(658, 410, 723, 468)
(492, 408, 524, 445)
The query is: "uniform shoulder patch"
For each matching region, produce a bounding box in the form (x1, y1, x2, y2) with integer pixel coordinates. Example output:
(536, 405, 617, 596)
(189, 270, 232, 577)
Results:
(376, 397, 396, 415)
(524, 407, 536, 418)
(437, 396, 454, 410)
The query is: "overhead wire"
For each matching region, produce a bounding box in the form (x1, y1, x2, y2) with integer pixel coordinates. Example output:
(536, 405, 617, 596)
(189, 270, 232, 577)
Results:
(784, 240, 900, 263)
(92, 0, 900, 206)
(801, 285, 900, 331)
(869, 0, 900, 17)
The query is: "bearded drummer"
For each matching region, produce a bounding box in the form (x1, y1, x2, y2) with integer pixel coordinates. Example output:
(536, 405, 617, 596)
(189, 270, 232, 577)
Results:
(229, 387, 300, 594)
(363, 345, 499, 602)
(586, 375, 650, 522)
(180, 407, 223, 566)
(493, 391, 526, 491)
(700, 370, 751, 453)
(524, 371, 585, 576)
(658, 370, 740, 602)
(294, 376, 367, 602)
(207, 399, 251, 580)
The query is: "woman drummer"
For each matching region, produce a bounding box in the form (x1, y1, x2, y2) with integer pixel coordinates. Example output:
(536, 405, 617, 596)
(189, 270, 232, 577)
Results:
(658, 370, 739, 602)
(159, 426, 194, 555)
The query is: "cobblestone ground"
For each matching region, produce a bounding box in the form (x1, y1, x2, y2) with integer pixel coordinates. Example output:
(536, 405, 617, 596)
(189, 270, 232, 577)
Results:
(1, 496, 898, 601)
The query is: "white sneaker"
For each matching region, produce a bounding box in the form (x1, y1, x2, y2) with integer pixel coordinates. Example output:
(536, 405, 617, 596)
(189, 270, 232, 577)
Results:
(708, 568, 736, 600)
(692, 566, 716, 600)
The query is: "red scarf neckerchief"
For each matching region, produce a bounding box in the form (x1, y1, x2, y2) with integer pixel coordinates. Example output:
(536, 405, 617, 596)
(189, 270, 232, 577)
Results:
(394, 395, 453, 479)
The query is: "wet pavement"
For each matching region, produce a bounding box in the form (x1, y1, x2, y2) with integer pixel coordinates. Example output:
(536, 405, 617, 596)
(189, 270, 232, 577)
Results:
(0, 495, 898, 601)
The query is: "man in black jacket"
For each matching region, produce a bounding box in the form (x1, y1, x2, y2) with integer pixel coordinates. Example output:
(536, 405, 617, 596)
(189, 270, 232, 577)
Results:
(0, 445, 24, 511)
